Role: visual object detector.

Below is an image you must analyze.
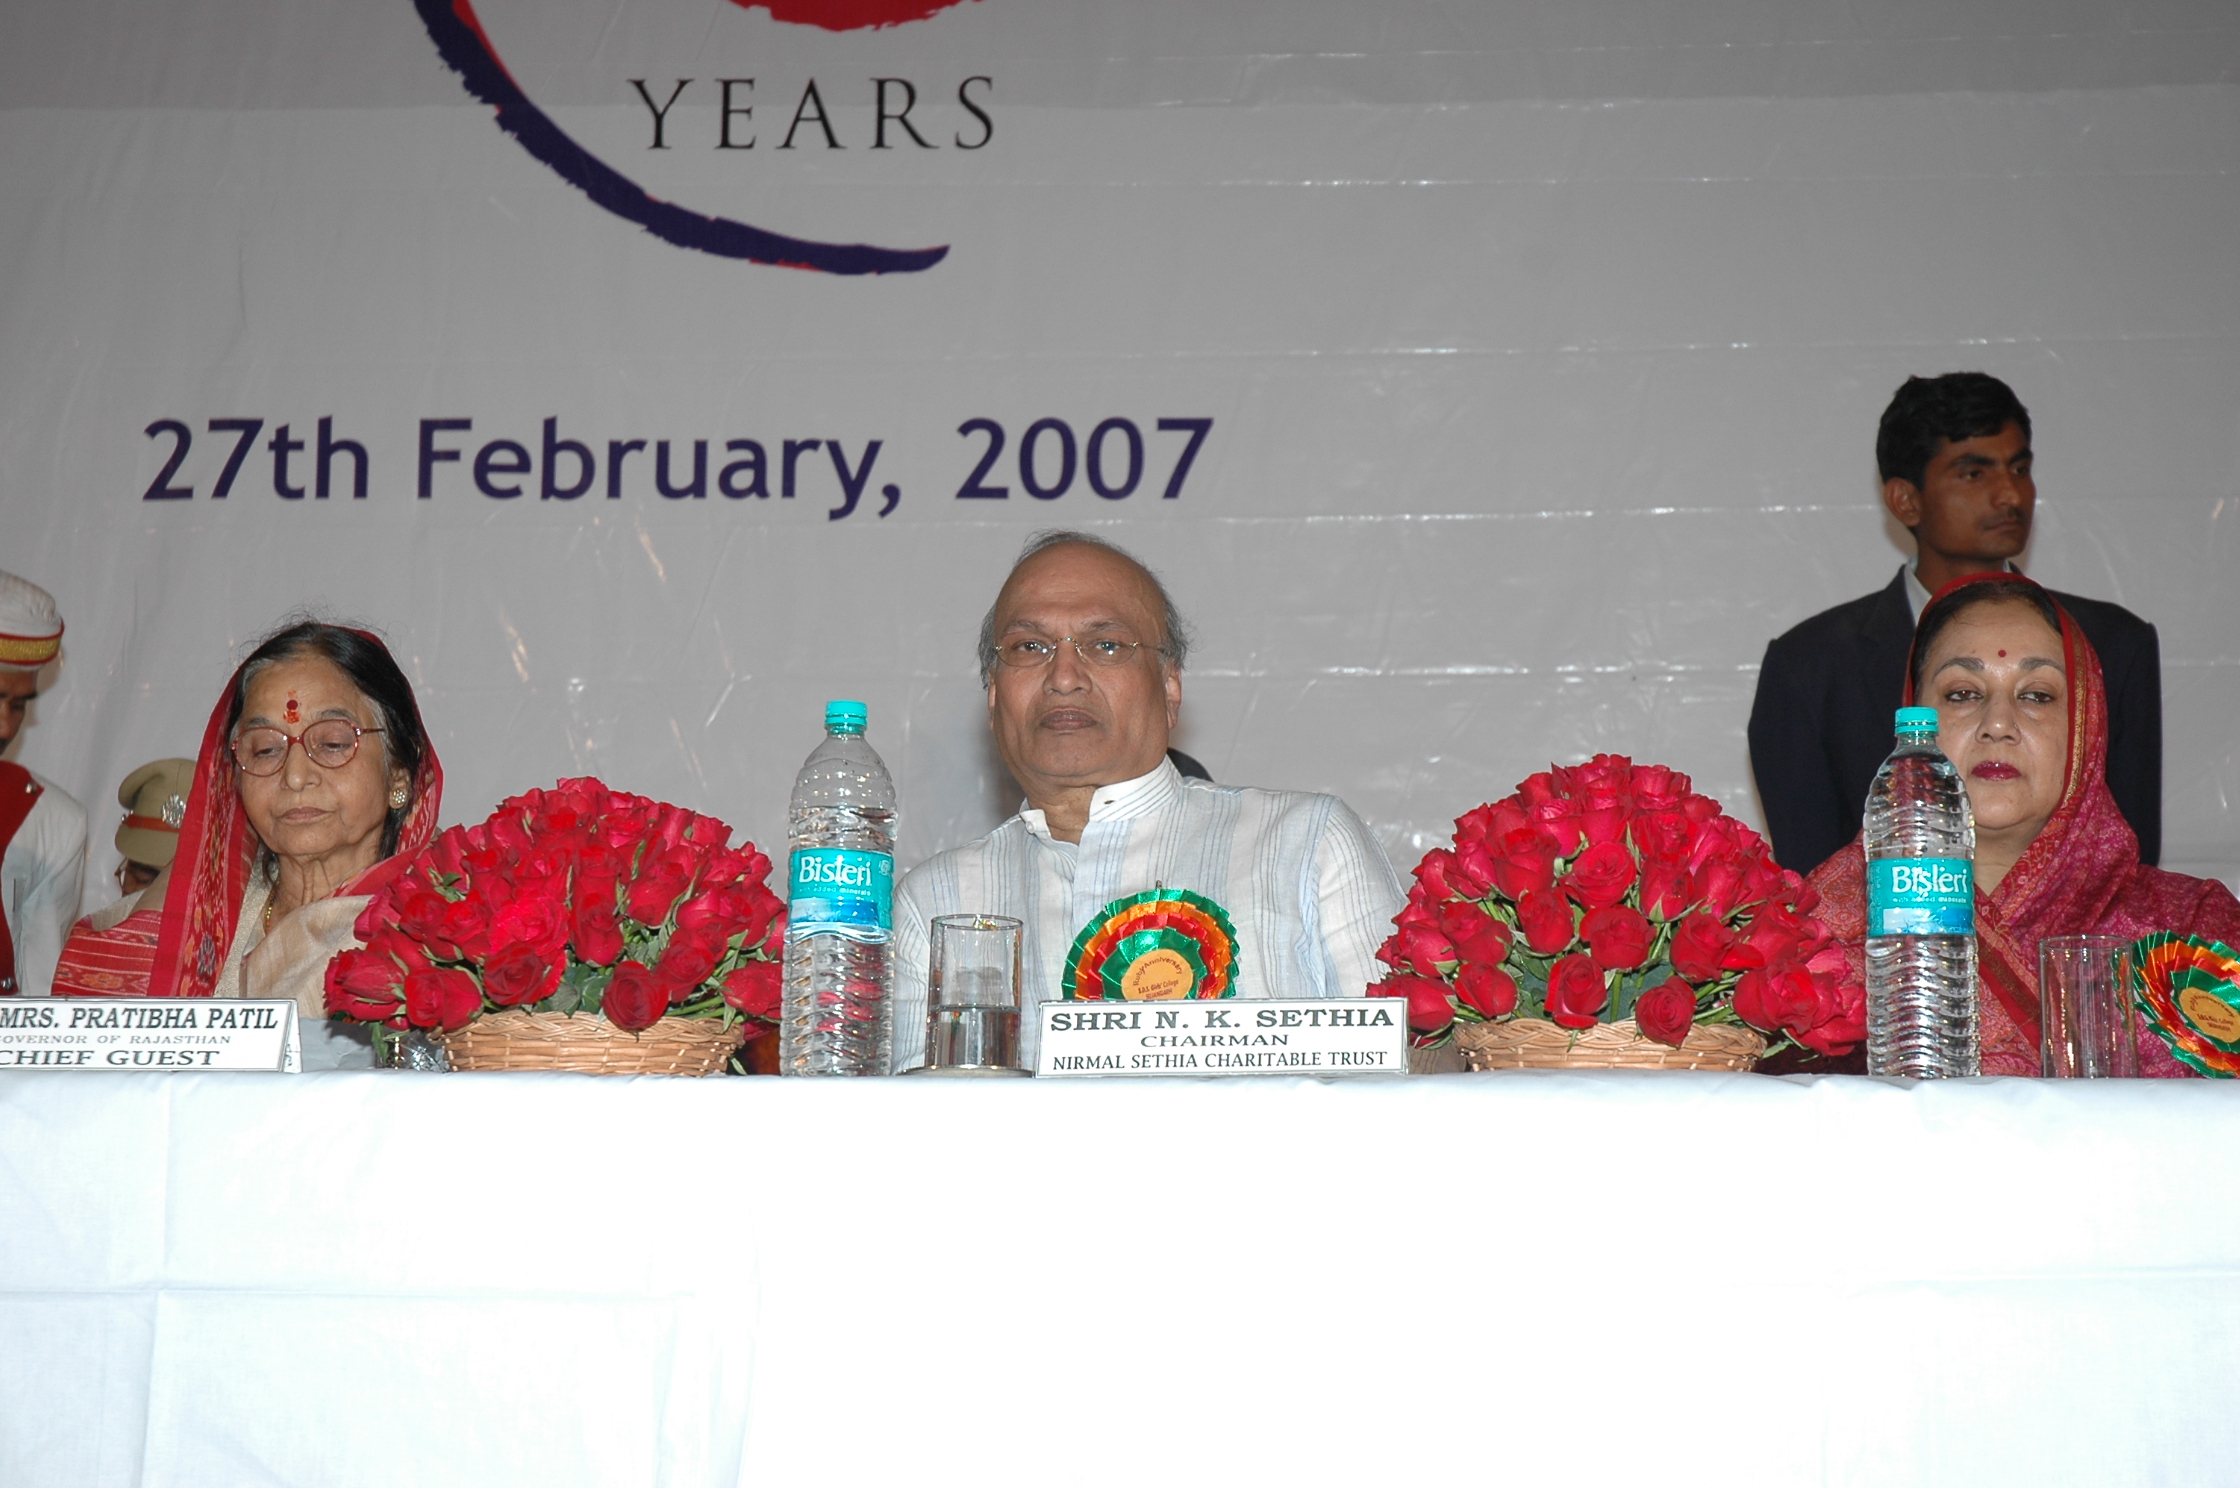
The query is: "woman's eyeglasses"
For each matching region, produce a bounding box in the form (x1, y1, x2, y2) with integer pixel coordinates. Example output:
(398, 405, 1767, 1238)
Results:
(230, 720, 384, 776)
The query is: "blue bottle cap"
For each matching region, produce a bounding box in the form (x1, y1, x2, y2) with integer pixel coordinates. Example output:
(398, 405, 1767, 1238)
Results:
(1895, 706, 1939, 730)
(825, 700, 868, 735)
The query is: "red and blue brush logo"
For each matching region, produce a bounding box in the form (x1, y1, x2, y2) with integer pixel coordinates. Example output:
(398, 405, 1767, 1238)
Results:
(412, 0, 976, 275)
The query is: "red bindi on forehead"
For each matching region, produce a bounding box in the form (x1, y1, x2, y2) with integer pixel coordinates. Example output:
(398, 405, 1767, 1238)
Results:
(284, 694, 300, 723)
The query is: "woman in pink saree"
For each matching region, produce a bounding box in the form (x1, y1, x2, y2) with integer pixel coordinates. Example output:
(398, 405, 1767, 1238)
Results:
(1810, 573, 2240, 1076)
(55, 622, 440, 1063)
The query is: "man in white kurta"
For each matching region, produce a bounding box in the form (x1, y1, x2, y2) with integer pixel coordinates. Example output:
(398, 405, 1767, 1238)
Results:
(0, 570, 88, 998)
(890, 532, 1402, 1071)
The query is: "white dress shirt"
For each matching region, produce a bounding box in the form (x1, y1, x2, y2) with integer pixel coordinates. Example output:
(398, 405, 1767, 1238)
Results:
(4, 773, 87, 997)
(1904, 560, 2018, 622)
(891, 758, 1405, 1071)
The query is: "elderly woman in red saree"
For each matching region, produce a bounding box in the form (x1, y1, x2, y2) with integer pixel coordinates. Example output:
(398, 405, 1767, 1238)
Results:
(54, 621, 440, 1066)
(1810, 573, 2240, 1077)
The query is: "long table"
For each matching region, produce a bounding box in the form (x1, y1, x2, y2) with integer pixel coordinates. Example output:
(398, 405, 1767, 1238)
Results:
(4, 1068, 2236, 1487)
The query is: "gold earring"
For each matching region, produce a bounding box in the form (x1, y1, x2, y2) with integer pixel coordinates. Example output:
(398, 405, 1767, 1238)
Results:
(389, 788, 409, 808)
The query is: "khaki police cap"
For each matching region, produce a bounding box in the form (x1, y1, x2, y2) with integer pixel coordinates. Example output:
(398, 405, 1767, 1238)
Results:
(116, 758, 195, 868)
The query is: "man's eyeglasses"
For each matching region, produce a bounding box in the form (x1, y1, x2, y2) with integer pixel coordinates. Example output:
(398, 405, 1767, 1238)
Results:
(230, 720, 385, 776)
(996, 635, 1151, 670)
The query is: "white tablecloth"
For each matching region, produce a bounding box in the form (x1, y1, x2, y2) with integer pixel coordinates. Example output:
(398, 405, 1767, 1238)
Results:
(3, 1068, 2236, 1487)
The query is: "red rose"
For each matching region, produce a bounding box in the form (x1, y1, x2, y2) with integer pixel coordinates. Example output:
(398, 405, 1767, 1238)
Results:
(1633, 982, 1698, 1046)
(1581, 904, 1653, 971)
(1544, 954, 1609, 1029)
(365, 926, 432, 975)
(1689, 858, 1749, 919)
(721, 959, 784, 1020)
(1637, 860, 1691, 921)
(1629, 809, 1694, 864)
(488, 810, 534, 855)
(626, 860, 695, 927)
(1454, 924, 1514, 971)
(438, 895, 494, 961)
(395, 887, 451, 940)
(1372, 974, 1456, 1036)
(1568, 753, 1633, 799)
(481, 940, 561, 1008)
(489, 892, 568, 960)
(578, 842, 631, 882)
(1393, 925, 1458, 979)
(655, 926, 728, 1000)
(1452, 803, 1501, 846)
(353, 891, 399, 941)
(1739, 900, 1809, 970)
(1454, 963, 1518, 1019)
(1794, 963, 1867, 1056)
(429, 825, 472, 878)
(1491, 828, 1559, 899)
(1530, 800, 1585, 858)
(684, 812, 732, 851)
(1515, 888, 1577, 956)
(1732, 966, 1819, 1036)
(1412, 849, 1462, 904)
(1516, 772, 1561, 807)
(676, 886, 747, 937)
(1733, 854, 1789, 908)
(1561, 841, 1638, 910)
(324, 948, 404, 1020)
(1668, 912, 1737, 983)
(602, 961, 668, 1033)
(403, 967, 483, 1033)
(1580, 804, 1628, 847)
(761, 909, 787, 956)
(1451, 841, 1499, 899)
(571, 892, 627, 968)
(734, 882, 788, 954)
(1437, 902, 1513, 969)
(1631, 764, 1689, 810)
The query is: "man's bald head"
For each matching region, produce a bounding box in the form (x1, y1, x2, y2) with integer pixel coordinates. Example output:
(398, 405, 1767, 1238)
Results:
(977, 531, 1190, 686)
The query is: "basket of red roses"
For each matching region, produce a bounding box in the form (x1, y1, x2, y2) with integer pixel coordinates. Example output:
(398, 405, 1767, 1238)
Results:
(325, 777, 786, 1075)
(1370, 755, 1864, 1071)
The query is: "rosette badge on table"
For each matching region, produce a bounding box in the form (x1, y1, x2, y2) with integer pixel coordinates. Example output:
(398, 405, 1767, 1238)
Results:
(1373, 754, 1866, 1071)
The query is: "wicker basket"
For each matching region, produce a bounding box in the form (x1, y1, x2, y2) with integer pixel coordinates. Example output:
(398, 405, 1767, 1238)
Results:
(1454, 1016, 1765, 1072)
(436, 1009, 744, 1075)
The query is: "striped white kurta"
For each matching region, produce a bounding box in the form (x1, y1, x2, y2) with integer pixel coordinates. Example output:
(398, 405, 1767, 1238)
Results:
(891, 758, 1405, 1071)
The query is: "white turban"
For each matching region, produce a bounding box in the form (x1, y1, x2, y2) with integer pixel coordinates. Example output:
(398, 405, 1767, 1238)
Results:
(0, 570, 63, 671)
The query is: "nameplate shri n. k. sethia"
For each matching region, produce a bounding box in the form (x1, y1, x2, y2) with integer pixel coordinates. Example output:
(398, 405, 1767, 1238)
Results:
(1037, 999, 1406, 1078)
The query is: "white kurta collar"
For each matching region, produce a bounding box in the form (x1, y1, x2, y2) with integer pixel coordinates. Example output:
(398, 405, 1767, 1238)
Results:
(1018, 757, 1183, 841)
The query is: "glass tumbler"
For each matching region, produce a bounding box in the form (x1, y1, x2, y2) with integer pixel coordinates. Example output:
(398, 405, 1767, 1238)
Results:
(2039, 935, 2139, 1078)
(921, 914, 1027, 1075)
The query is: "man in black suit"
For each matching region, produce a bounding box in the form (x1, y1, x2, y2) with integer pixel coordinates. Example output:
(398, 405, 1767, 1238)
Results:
(1749, 373, 2162, 877)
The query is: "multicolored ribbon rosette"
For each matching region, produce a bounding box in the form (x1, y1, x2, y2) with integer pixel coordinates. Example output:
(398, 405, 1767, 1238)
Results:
(1062, 888, 1240, 1001)
(2129, 931, 2240, 1078)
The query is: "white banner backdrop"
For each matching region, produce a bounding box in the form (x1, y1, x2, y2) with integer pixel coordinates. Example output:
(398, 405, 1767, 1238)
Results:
(0, 0, 2234, 905)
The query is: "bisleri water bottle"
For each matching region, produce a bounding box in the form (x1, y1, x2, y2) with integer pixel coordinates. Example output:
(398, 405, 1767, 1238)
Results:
(1863, 705, 1979, 1077)
(779, 700, 896, 1076)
